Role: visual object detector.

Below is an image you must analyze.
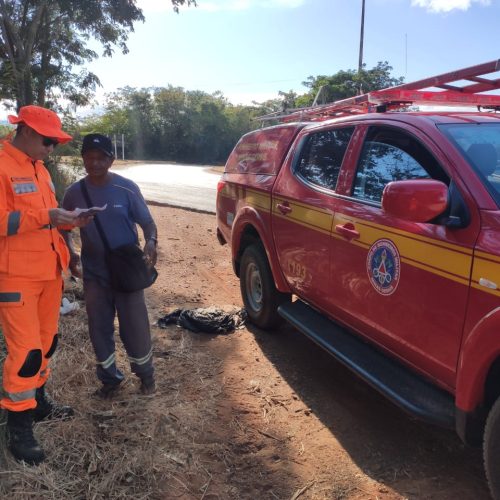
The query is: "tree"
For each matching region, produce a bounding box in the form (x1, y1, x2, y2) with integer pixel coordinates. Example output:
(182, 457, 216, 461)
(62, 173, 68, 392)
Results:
(152, 86, 191, 159)
(296, 61, 404, 107)
(0, 0, 196, 109)
(76, 61, 404, 164)
(187, 91, 230, 163)
(251, 90, 299, 115)
(82, 86, 253, 164)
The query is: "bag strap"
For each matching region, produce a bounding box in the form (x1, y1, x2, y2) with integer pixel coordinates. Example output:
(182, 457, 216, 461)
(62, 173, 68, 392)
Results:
(79, 178, 111, 251)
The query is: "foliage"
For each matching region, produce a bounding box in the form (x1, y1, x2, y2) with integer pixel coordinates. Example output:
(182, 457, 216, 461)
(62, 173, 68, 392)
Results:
(0, 0, 196, 109)
(0, 123, 12, 139)
(249, 90, 300, 117)
(79, 86, 264, 164)
(296, 61, 404, 107)
(73, 62, 404, 165)
(44, 156, 76, 202)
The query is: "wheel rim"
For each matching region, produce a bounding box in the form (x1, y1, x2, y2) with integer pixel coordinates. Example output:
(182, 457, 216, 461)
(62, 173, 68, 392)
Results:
(245, 261, 263, 313)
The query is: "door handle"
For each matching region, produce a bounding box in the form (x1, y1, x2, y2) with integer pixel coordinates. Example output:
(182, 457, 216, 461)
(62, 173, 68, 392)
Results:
(276, 202, 292, 215)
(335, 222, 360, 240)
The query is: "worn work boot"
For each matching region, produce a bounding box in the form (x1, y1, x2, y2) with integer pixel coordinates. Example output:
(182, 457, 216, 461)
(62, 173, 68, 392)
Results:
(7, 410, 46, 465)
(93, 381, 122, 400)
(34, 384, 74, 422)
(139, 375, 156, 395)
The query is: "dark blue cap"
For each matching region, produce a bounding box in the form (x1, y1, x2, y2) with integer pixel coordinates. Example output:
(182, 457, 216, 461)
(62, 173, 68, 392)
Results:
(81, 133, 114, 157)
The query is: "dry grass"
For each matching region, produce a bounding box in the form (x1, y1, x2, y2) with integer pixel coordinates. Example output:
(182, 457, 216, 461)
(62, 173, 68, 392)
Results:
(0, 280, 226, 499)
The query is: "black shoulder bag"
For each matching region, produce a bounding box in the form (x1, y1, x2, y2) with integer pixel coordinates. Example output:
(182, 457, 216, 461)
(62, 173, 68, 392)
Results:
(79, 179, 158, 293)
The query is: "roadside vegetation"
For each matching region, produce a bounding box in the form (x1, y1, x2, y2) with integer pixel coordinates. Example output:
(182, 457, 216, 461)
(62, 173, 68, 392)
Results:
(67, 60, 403, 166)
(0, 2, 404, 170)
(0, 242, 237, 499)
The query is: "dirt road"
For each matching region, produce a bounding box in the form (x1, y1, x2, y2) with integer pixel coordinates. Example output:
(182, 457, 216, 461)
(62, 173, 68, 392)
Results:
(0, 204, 492, 499)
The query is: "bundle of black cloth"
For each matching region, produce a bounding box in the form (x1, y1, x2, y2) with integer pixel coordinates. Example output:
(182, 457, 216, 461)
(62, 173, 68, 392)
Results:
(157, 307, 247, 334)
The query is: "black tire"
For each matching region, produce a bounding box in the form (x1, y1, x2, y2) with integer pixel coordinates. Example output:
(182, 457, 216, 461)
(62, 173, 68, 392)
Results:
(484, 397, 500, 499)
(239, 243, 291, 330)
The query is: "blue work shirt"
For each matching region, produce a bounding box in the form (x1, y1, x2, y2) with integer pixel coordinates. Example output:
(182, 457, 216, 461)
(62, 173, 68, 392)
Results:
(62, 173, 154, 285)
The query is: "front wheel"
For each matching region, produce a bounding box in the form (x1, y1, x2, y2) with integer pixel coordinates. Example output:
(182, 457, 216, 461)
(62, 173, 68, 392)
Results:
(484, 397, 500, 499)
(240, 243, 291, 330)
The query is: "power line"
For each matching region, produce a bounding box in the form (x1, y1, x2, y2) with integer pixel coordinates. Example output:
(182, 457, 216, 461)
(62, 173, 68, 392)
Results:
(208, 78, 303, 88)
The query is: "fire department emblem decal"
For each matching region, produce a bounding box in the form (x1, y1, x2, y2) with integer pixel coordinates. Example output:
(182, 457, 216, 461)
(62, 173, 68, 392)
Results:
(366, 239, 400, 296)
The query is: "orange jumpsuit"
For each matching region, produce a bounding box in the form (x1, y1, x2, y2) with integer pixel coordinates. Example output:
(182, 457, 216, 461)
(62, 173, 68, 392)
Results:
(0, 142, 69, 411)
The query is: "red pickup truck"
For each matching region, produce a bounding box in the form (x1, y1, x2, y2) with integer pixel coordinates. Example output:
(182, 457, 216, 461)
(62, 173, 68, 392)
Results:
(216, 61, 500, 498)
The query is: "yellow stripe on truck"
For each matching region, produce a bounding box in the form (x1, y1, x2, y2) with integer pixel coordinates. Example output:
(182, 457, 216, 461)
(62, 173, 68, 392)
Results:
(245, 189, 271, 211)
(273, 197, 333, 234)
(472, 256, 500, 289)
(225, 185, 500, 293)
(330, 212, 472, 279)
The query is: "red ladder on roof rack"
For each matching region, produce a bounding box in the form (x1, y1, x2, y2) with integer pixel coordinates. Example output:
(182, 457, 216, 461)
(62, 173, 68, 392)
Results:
(258, 60, 500, 123)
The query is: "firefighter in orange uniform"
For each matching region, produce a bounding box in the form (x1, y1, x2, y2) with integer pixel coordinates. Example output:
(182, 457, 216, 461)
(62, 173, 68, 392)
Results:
(0, 105, 87, 465)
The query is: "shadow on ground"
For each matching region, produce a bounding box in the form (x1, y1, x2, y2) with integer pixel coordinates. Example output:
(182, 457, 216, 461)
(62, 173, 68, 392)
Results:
(247, 321, 489, 499)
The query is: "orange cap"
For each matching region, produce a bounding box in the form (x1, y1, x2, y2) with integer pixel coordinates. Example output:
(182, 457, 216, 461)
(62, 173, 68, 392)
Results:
(8, 105, 72, 144)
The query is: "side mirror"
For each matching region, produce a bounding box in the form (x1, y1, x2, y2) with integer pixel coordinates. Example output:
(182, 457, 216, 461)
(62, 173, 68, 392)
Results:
(382, 179, 449, 223)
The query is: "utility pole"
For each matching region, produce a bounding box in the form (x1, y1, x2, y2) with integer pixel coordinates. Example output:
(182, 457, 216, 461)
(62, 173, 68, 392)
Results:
(358, 0, 366, 94)
(358, 0, 365, 73)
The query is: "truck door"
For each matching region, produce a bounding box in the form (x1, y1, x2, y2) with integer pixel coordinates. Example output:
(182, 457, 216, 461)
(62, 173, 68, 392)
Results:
(272, 126, 354, 313)
(329, 125, 479, 388)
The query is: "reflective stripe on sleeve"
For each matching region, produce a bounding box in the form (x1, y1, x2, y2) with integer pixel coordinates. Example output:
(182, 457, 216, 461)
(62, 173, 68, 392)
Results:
(97, 353, 115, 370)
(0, 292, 21, 303)
(5, 388, 36, 402)
(7, 211, 21, 236)
(128, 348, 153, 366)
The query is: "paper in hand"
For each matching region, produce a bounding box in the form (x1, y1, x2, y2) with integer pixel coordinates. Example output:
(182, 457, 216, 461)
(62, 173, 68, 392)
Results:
(73, 204, 107, 217)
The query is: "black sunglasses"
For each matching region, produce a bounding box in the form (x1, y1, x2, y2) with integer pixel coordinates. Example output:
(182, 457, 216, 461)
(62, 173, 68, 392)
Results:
(42, 136, 59, 147)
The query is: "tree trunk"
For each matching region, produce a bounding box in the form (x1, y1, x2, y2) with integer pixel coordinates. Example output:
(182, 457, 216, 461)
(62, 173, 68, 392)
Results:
(0, 0, 47, 109)
(19, 64, 33, 107)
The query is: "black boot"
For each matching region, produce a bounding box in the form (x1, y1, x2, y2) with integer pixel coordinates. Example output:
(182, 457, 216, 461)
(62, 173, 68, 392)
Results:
(7, 409, 45, 465)
(34, 384, 74, 422)
(139, 375, 156, 395)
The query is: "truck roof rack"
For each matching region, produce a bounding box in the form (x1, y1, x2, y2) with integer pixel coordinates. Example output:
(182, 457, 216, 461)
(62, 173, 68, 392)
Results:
(258, 60, 500, 123)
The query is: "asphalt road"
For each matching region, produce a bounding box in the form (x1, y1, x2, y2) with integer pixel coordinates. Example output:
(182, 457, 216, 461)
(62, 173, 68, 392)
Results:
(114, 163, 221, 214)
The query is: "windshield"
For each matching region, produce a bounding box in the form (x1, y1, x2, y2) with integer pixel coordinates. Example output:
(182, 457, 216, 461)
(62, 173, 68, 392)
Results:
(440, 123, 500, 205)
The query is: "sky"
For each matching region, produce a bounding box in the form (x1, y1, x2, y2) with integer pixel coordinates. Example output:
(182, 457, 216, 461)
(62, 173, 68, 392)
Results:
(81, 0, 500, 110)
(35, 0, 500, 115)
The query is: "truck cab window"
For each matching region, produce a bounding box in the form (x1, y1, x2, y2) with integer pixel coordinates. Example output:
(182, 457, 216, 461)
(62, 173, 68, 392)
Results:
(352, 127, 447, 204)
(295, 127, 354, 191)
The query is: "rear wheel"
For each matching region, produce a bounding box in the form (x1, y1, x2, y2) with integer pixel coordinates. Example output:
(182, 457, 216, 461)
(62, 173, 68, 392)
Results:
(240, 243, 291, 329)
(484, 397, 500, 499)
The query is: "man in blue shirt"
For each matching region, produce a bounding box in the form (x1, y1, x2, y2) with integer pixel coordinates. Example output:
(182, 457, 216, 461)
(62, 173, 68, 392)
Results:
(62, 134, 157, 398)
